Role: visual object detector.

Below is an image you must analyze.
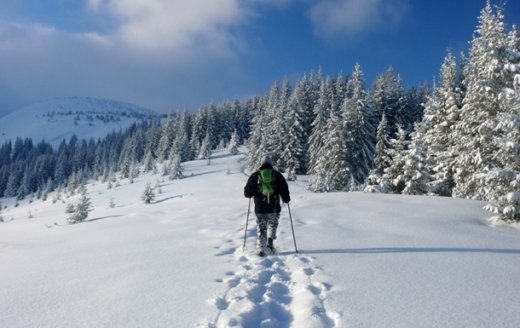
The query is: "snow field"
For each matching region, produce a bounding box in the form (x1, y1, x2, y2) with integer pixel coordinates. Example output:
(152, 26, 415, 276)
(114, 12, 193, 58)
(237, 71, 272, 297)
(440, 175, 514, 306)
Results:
(1, 149, 519, 327)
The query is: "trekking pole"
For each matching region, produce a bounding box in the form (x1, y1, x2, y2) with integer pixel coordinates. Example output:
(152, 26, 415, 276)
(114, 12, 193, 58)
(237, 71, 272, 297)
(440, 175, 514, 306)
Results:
(287, 203, 298, 253)
(243, 198, 252, 249)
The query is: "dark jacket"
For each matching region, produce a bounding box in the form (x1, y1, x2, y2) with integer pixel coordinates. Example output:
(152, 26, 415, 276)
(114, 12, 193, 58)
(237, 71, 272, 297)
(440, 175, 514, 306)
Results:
(244, 163, 290, 214)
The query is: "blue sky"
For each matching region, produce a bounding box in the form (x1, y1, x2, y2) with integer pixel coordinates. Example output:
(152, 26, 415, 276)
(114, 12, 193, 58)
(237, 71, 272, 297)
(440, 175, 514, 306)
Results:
(0, 0, 519, 115)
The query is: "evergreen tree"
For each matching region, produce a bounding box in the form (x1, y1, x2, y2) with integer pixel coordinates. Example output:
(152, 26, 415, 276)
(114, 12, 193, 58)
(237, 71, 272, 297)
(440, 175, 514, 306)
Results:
(319, 108, 350, 191)
(142, 149, 155, 173)
(261, 81, 281, 164)
(452, 1, 509, 200)
(308, 155, 331, 193)
(157, 113, 176, 162)
(372, 67, 404, 135)
(342, 64, 376, 188)
(289, 74, 318, 173)
(417, 51, 462, 196)
(65, 202, 75, 214)
(247, 98, 269, 169)
(190, 106, 207, 158)
(379, 125, 409, 193)
(142, 183, 155, 204)
(272, 79, 291, 170)
(482, 20, 520, 221)
(199, 131, 212, 161)
(401, 127, 431, 195)
(144, 120, 162, 160)
(0, 141, 12, 166)
(169, 154, 184, 180)
(206, 104, 219, 150)
(234, 97, 254, 144)
(280, 88, 306, 178)
(67, 185, 91, 224)
(172, 109, 192, 162)
(308, 78, 332, 175)
(5, 165, 23, 197)
(365, 114, 391, 192)
(228, 130, 239, 155)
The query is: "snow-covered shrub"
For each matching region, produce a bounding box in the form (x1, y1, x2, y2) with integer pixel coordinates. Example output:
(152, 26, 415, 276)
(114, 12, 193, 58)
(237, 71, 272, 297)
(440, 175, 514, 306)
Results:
(65, 203, 75, 214)
(67, 188, 92, 224)
(169, 155, 184, 180)
(142, 183, 155, 204)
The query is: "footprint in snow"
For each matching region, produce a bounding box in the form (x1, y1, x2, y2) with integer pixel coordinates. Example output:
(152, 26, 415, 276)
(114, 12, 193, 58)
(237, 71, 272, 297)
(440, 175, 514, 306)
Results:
(204, 250, 341, 327)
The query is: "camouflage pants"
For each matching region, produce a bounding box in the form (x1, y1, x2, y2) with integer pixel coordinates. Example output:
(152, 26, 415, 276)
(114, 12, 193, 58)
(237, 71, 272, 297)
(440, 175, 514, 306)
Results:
(256, 213, 280, 249)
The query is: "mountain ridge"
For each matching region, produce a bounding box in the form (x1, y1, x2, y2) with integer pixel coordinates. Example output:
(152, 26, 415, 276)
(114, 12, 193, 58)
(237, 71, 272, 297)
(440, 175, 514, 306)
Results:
(0, 97, 162, 147)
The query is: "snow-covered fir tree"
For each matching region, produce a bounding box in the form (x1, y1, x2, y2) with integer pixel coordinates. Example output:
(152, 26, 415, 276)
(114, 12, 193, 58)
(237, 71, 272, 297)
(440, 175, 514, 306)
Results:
(169, 154, 184, 180)
(141, 183, 155, 204)
(315, 107, 350, 191)
(67, 185, 91, 224)
(199, 131, 212, 161)
(379, 125, 409, 193)
(157, 113, 176, 162)
(307, 78, 333, 176)
(368, 1, 519, 221)
(248, 96, 271, 170)
(272, 79, 291, 170)
(279, 87, 306, 179)
(372, 67, 406, 135)
(142, 150, 155, 173)
(65, 202, 75, 214)
(342, 64, 376, 188)
(398, 51, 463, 196)
(172, 109, 193, 162)
(228, 130, 239, 155)
(451, 1, 511, 200)
(286, 74, 318, 173)
(482, 19, 520, 221)
(252, 81, 281, 166)
(144, 120, 162, 162)
(373, 114, 391, 175)
(400, 127, 431, 195)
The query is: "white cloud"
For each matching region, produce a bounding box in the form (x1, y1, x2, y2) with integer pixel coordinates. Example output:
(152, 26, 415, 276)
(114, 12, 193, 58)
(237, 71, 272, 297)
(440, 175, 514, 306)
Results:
(308, 0, 409, 39)
(83, 0, 245, 57)
(0, 0, 301, 115)
(0, 1, 257, 114)
(86, 0, 103, 10)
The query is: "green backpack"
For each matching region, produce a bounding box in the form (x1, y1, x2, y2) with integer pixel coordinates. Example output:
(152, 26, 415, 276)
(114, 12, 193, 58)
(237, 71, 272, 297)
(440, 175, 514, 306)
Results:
(258, 168, 276, 201)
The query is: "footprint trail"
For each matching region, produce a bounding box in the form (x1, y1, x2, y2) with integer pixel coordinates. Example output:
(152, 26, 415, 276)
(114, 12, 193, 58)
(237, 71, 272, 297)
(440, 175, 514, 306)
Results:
(203, 245, 341, 328)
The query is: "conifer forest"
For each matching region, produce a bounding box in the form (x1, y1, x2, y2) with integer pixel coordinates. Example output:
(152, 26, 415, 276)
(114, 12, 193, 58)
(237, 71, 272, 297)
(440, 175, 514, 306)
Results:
(0, 2, 518, 222)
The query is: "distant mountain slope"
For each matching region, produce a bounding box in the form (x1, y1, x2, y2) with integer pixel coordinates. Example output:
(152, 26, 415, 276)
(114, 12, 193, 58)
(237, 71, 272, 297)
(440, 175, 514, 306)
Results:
(0, 97, 162, 147)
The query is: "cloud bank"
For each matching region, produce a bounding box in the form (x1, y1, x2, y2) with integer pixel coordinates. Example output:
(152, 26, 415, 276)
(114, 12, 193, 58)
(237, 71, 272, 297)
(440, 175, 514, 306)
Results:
(0, 0, 254, 114)
(308, 0, 409, 39)
(86, 0, 244, 56)
(0, 0, 411, 115)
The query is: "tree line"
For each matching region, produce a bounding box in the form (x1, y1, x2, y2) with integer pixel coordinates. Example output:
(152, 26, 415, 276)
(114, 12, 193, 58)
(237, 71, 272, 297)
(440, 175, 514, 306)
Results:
(0, 100, 255, 202)
(0, 1, 517, 222)
(247, 1, 519, 222)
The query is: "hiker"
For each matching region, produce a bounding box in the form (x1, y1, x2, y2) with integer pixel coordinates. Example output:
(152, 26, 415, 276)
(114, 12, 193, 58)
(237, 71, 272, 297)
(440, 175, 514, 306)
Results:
(244, 155, 290, 256)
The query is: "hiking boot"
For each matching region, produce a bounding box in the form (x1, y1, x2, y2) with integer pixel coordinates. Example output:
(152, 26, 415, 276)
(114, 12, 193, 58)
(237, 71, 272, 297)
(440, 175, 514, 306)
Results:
(267, 238, 274, 252)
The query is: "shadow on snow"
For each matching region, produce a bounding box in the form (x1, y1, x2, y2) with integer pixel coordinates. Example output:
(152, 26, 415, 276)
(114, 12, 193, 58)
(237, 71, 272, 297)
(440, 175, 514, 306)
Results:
(301, 247, 520, 255)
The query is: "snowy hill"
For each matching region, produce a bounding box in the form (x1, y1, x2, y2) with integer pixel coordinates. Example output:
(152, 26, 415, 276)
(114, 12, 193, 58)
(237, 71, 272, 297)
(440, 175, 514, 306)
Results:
(0, 149, 519, 327)
(0, 97, 161, 147)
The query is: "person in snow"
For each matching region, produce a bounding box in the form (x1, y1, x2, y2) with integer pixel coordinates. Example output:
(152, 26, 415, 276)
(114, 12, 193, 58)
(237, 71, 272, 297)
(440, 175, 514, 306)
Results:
(244, 155, 290, 255)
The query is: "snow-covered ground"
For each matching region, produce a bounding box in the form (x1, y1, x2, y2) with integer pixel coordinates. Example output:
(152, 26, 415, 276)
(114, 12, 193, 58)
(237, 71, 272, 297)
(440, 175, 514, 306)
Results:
(1, 149, 519, 328)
